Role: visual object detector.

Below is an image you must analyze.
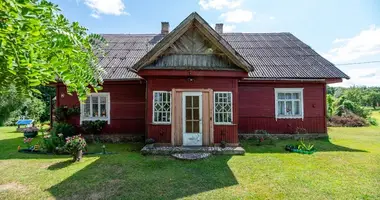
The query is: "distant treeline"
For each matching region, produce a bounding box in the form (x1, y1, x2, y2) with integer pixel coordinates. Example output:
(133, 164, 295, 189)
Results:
(327, 86, 380, 109)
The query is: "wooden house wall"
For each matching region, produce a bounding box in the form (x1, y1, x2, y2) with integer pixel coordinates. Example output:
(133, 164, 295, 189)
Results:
(56, 81, 146, 135)
(238, 82, 327, 134)
(146, 74, 240, 144)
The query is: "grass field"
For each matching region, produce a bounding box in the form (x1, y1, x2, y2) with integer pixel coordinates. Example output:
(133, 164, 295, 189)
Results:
(0, 125, 379, 200)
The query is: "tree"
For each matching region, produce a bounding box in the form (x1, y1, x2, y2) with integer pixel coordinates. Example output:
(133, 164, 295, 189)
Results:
(0, 0, 105, 101)
(366, 92, 380, 109)
(0, 86, 23, 126)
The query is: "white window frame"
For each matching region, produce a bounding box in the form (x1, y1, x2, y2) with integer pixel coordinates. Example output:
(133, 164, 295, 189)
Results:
(152, 91, 172, 124)
(274, 88, 304, 120)
(214, 91, 233, 125)
(80, 93, 111, 124)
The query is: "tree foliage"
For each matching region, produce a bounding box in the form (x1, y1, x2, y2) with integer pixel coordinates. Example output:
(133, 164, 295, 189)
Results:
(0, 0, 105, 100)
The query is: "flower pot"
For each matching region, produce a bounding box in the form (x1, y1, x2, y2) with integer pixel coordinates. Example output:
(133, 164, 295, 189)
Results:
(73, 150, 83, 162)
(24, 132, 38, 138)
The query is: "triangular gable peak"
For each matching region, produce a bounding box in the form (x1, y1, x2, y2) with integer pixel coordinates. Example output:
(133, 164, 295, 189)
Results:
(133, 12, 252, 72)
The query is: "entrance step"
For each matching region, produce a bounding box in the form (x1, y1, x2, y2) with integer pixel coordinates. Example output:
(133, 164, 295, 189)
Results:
(172, 153, 211, 160)
(141, 146, 245, 156)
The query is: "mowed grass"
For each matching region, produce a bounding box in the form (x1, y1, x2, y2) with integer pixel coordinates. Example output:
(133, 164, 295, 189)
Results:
(0, 126, 379, 200)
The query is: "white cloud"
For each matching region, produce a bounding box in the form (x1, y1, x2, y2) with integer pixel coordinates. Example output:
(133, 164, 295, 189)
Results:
(199, 0, 242, 10)
(323, 25, 380, 63)
(84, 0, 129, 18)
(223, 24, 236, 32)
(220, 9, 254, 23)
(269, 16, 275, 20)
(332, 66, 380, 87)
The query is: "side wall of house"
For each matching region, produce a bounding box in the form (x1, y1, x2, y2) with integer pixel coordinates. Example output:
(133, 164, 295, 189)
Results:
(146, 76, 240, 144)
(56, 81, 146, 135)
(238, 81, 327, 134)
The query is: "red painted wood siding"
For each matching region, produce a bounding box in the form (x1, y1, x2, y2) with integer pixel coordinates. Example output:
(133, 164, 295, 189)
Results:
(56, 81, 146, 135)
(145, 75, 240, 143)
(238, 82, 327, 134)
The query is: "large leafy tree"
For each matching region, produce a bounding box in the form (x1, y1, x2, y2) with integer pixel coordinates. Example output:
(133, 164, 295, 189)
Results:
(0, 0, 105, 100)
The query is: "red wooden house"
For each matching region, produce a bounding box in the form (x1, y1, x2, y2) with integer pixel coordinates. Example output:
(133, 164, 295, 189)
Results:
(56, 12, 349, 146)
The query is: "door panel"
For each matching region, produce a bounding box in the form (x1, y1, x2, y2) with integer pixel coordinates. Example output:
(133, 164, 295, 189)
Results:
(183, 92, 202, 146)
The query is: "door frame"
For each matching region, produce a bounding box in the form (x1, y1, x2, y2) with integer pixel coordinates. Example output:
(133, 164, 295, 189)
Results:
(182, 92, 203, 146)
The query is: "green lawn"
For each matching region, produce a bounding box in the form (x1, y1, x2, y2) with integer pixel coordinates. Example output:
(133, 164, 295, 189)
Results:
(0, 126, 379, 199)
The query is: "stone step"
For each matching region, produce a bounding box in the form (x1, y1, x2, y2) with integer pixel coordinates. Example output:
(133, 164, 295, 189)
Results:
(172, 153, 211, 160)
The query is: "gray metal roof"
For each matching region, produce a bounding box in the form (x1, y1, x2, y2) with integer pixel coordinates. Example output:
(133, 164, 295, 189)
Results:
(99, 33, 349, 80)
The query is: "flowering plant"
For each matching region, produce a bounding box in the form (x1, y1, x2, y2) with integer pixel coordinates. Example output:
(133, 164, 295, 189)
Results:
(23, 137, 33, 148)
(63, 135, 87, 162)
(24, 127, 39, 133)
(63, 135, 87, 153)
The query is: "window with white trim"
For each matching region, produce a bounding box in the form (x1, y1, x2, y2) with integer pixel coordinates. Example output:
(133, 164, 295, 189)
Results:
(81, 93, 110, 124)
(214, 92, 233, 124)
(153, 91, 171, 123)
(275, 88, 303, 119)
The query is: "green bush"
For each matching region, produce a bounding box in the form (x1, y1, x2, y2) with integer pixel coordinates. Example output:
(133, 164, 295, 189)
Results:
(81, 120, 107, 135)
(51, 123, 76, 138)
(368, 117, 378, 126)
(39, 132, 66, 153)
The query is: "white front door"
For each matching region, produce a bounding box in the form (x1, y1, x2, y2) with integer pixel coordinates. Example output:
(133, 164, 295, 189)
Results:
(182, 92, 202, 146)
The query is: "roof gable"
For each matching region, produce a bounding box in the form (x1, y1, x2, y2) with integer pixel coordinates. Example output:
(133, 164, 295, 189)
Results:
(132, 12, 252, 72)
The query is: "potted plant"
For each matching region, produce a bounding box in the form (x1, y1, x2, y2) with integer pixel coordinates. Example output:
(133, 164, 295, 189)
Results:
(63, 135, 87, 162)
(24, 127, 39, 138)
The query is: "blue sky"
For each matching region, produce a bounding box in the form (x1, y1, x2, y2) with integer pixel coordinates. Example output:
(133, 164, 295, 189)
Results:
(51, 0, 380, 87)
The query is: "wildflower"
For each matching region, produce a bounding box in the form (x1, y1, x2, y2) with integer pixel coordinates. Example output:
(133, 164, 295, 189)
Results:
(57, 133, 63, 137)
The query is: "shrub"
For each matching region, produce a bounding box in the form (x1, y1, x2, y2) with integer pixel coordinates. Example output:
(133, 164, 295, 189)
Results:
(220, 140, 227, 148)
(255, 130, 278, 145)
(81, 120, 107, 135)
(54, 106, 80, 122)
(145, 138, 155, 144)
(329, 113, 368, 127)
(39, 132, 66, 153)
(368, 117, 378, 126)
(51, 123, 76, 138)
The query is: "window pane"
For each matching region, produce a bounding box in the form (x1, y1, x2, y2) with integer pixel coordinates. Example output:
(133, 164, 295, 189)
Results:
(193, 96, 199, 108)
(186, 96, 192, 108)
(278, 93, 285, 99)
(186, 121, 192, 133)
(278, 101, 285, 115)
(285, 93, 292, 99)
(193, 109, 199, 120)
(285, 101, 292, 115)
(92, 96, 99, 117)
(186, 108, 192, 120)
(100, 96, 107, 104)
(84, 98, 91, 117)
(153, 92, 171, 123)
(100, 104, 107, 117)
(193, 121, 199, 133)
(292, 93, 300, 99)
(214, 92, 232, 123)
(294, 101, 300, 115)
